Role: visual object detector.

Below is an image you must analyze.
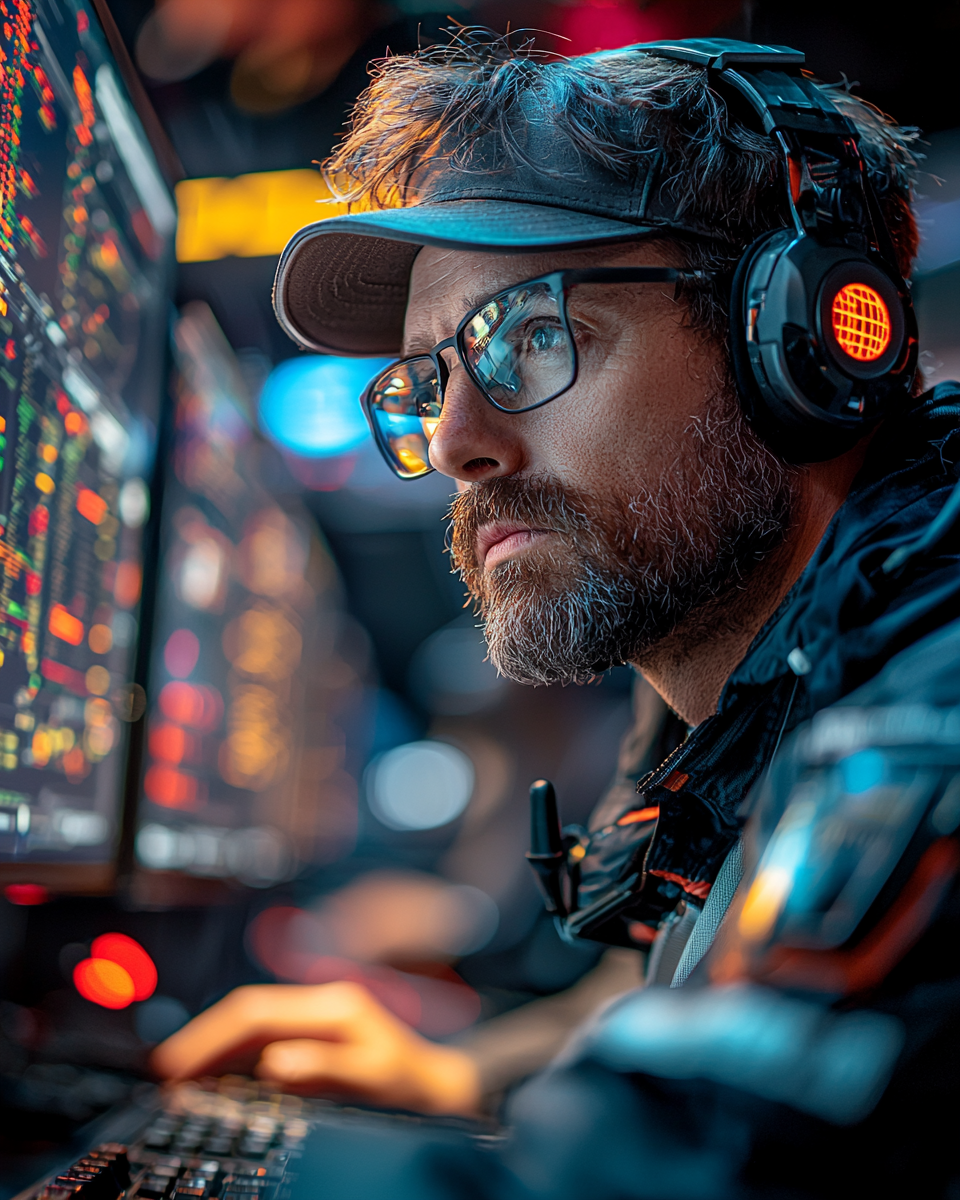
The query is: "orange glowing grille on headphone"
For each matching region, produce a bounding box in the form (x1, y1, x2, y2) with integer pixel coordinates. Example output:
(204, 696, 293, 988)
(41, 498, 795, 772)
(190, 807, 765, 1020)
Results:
(831, 283, 892, 361)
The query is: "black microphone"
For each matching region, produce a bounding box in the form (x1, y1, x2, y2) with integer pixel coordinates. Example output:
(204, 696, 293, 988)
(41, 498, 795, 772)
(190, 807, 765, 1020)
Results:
(525, 779, 568, 916)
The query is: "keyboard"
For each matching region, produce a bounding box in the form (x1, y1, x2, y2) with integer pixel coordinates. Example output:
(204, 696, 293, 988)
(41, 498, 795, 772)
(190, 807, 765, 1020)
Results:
(13, 1080, 348, 1200)
(12, 1078, 493, 1200)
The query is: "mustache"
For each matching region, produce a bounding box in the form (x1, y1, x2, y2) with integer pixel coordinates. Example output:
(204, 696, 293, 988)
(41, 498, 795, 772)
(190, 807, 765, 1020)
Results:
(447, 477, 594, 578)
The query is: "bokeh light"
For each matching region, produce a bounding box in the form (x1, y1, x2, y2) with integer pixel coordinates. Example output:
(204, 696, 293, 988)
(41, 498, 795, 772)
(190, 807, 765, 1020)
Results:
(144, 763, 200, 808)
(158, 681, 222, 730)
(114, 560, 142, 608)
(73, 933, 158, 1008)
(88, 622, 113, 653)
(368, 740, 475, 831)
(410, 620, 507, 715)
(4, 883, 49, 905)
(258, 356, 389, 458)
(73, 957, 136, 1009)
(164, 628, 200, 678)
(135, 822, 293, 885)
(91, 932, 158, 1001)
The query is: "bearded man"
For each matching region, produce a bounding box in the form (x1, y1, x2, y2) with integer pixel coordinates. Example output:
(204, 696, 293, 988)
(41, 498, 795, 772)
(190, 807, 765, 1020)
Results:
(152, 32, 960, 1143)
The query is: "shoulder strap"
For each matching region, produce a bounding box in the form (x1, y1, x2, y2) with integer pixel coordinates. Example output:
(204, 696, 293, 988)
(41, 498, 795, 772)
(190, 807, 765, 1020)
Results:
(671, 838, 744, 987)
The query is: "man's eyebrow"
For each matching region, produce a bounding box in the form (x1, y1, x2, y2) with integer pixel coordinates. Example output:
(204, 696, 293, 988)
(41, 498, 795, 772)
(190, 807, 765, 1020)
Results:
(402, 286, 499, 356)
(459, 285, 499, 312)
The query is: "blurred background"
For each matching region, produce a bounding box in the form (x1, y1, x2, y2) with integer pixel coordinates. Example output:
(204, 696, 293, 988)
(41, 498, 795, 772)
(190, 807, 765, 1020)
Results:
(2, 0, 960, 1186)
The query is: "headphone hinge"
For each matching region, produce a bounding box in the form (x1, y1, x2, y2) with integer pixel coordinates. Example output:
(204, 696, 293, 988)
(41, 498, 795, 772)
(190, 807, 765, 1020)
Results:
(634, 39, 919, 464)
(769, 129, 873, 257)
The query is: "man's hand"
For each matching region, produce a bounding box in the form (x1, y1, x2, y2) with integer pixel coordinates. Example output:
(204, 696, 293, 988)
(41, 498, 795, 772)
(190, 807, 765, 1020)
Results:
(149, 982, 481, 1116)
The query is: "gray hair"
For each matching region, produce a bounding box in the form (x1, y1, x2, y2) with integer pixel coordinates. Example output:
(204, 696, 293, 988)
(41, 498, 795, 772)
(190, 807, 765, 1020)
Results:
(325, 28, 922, 343)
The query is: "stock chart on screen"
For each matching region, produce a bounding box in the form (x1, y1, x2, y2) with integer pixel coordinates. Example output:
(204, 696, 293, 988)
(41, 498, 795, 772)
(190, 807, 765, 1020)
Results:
(0, 0, 174, 884)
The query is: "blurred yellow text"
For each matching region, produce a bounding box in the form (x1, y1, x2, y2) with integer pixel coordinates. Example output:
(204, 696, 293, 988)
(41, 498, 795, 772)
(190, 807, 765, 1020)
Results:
(175, 169, 349, 262)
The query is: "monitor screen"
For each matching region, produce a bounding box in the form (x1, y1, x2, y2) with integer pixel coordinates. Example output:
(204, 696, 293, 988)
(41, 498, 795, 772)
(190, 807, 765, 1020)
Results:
(131, 303, 361, 904)
(0, 0, 175, 887)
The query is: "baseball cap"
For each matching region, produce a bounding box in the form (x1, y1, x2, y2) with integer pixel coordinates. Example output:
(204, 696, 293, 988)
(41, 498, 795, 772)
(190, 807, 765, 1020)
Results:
(272, 57, 719, 358)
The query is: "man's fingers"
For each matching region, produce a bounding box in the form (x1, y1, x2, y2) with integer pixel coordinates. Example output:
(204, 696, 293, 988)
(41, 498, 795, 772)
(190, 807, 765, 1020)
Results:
(150, 982, 481, 1115)
(254, 1037, 418, 1107)
(256, 1035, 483, 1116)
(256, 1039, 352, 1087)
(150, 982, 390, 1081)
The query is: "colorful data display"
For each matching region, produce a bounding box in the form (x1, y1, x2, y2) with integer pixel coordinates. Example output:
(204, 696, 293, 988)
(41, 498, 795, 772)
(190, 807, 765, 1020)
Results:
(135, 305, 361, 895)
(0, 0, 173, 869)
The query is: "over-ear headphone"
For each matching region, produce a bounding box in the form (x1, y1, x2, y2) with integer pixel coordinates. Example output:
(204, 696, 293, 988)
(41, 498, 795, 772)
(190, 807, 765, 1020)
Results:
(632, 40, 918, 464)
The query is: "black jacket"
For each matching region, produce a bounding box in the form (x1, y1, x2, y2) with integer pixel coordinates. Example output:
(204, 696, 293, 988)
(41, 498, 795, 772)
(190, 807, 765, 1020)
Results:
(570, 383, 960, 947)
(287, 385, 960, 1200)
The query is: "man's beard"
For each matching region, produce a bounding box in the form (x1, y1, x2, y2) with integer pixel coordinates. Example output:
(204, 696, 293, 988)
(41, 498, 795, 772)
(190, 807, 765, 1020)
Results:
(448, 387, 801, 686)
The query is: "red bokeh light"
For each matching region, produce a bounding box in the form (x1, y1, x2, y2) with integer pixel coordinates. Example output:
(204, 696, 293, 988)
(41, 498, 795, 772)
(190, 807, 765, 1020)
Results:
(158, 681, 223, 730)
(64, 410, 89, 436)
(4, 883, 50, 905)
(164, 629, 200, 679)
(74, 957, 136, 1009)
(91, 932, 158, 1001)
(556, 0, 743, 56)
(27, 505, 49, 536)
(49, 602, 85, 646)
(559, 2, 668, 53)
(148, 722, 196, 765)
(144, 763, 200, 809)
(114, 560, 142, 608)
(76, 487, 108, 526)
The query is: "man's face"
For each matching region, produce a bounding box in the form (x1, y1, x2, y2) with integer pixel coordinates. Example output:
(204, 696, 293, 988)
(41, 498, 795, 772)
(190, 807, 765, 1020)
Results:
(404, 243, 798, 685)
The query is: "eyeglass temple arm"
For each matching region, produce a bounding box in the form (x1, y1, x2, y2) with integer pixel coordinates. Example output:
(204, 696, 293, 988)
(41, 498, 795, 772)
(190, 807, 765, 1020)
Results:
(560, 267, 714, 284)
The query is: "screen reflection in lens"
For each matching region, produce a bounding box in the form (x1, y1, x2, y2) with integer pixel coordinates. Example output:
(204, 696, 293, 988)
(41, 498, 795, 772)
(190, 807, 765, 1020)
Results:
(368, 358, 439, 478)
(463, 282, 574, 411)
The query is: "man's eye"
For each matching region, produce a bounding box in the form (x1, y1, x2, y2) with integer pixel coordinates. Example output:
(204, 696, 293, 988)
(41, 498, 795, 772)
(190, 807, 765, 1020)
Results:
(526, 324, 565, 353)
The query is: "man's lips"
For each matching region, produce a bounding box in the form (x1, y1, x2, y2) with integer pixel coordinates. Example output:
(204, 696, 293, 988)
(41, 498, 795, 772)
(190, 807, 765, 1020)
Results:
(477, 521, 552, 569)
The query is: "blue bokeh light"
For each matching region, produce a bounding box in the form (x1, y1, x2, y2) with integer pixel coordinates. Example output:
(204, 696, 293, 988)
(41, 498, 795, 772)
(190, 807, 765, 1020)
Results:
(258, 356, 390, 458)
(840, 749, 886, 794)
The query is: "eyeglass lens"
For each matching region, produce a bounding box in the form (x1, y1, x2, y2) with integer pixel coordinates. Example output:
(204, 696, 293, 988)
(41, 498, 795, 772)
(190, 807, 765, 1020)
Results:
(462, 280, 574, 411)
(366, 356, 442, 478)
(366, 278, 575, 478)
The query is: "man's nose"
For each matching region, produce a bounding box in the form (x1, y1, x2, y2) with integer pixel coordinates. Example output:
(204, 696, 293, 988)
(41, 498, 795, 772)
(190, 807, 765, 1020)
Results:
(427, 361, 525, 482)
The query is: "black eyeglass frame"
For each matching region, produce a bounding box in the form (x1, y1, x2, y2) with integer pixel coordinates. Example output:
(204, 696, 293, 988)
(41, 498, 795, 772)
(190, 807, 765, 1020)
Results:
(361, 266, 713, 480)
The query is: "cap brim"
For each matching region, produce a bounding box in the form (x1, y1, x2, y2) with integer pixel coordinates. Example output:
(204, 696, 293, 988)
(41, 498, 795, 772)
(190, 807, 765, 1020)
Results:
(273, 200, 666, 356)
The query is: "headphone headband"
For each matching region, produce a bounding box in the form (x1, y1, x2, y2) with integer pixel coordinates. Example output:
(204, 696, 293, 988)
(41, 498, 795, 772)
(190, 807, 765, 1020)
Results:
(615, 39, 918, 463)
(631, 41, 893, 257)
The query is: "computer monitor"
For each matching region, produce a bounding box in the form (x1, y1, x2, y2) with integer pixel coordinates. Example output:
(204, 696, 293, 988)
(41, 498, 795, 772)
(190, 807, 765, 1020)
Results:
(0, 0, 175, 891)
(131, 303, 361, 905)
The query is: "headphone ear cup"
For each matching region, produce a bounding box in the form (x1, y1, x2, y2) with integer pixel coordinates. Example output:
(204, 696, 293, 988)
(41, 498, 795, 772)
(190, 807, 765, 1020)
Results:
(728, 231, 910, 464)
(727, 231, 796, 457)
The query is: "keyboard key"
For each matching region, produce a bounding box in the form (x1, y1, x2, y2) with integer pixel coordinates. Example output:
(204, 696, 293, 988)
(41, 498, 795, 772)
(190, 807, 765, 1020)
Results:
(201, 1138, 233, 1155)
(85, 1149, 131, 1190)
(137, 1177, 173, 1199)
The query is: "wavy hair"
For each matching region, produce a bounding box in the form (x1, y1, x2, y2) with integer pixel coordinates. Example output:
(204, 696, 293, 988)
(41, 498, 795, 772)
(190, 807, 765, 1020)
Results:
(324, 28, 921, 338)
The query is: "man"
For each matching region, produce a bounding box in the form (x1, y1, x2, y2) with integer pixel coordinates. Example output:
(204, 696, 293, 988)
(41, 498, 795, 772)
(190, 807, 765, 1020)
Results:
(153, 31, 960, 1135)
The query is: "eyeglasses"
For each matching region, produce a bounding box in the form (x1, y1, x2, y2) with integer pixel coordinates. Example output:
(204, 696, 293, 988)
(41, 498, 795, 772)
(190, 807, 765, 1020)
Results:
(361, 267, 711, 479)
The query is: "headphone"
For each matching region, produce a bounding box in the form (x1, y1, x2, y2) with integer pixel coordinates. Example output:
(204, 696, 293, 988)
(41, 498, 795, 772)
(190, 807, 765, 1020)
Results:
(630, 40, 918, 464)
